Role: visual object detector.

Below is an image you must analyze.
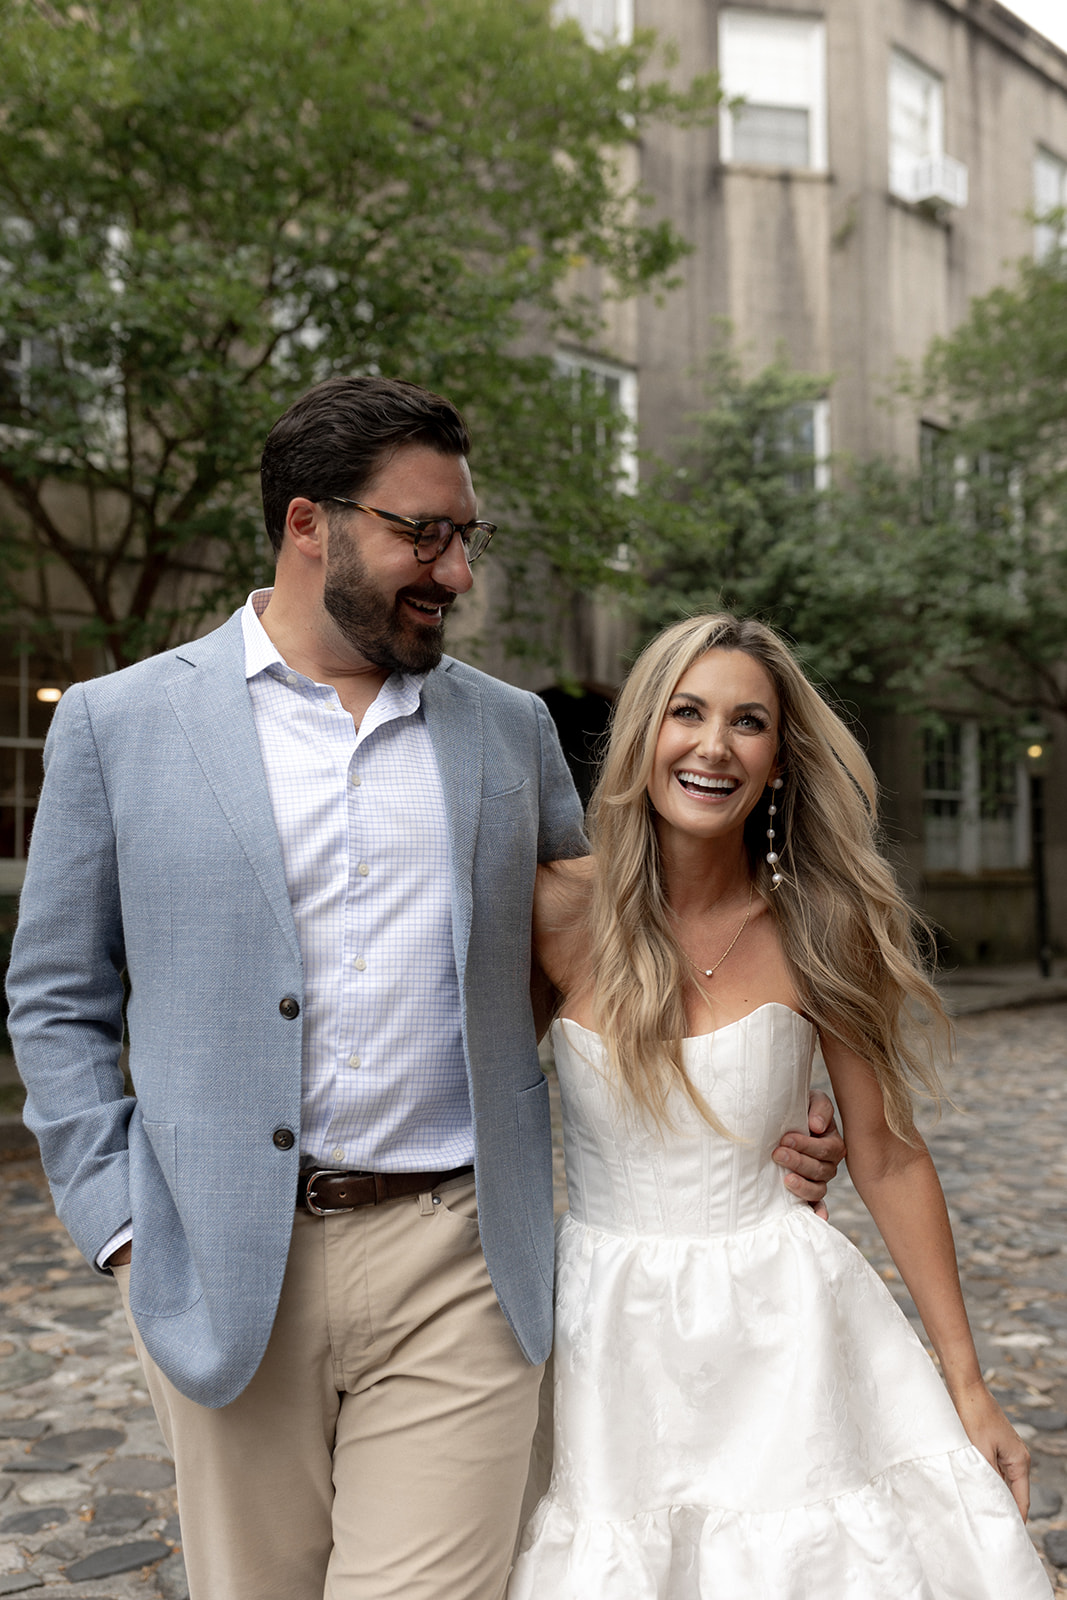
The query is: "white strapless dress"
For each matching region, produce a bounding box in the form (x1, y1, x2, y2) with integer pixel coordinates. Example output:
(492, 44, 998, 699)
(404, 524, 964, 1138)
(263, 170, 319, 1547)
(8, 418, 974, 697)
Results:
(509, 1005, 1051, 1599)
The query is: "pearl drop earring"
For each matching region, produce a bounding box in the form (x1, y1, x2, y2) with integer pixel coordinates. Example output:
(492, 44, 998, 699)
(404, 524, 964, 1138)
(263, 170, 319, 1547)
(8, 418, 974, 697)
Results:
(766, 778, 784, 890)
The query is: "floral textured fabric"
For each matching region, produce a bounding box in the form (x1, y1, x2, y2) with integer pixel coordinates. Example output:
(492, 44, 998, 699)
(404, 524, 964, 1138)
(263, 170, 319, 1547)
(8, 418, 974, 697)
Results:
(509, 1005, 1051, 1599)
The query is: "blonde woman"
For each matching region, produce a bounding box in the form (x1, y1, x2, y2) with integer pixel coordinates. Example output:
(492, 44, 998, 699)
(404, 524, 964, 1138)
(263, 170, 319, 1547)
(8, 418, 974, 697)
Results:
(510, 615, 1050, 1598)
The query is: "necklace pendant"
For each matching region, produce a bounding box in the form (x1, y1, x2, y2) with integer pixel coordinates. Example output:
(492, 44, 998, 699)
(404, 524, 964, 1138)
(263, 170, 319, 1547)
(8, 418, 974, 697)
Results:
(703, 968, 714, 978)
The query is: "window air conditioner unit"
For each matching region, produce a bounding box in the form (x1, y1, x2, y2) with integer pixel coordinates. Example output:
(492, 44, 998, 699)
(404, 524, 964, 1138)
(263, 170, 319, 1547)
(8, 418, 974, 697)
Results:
(903, 154, 969, 208)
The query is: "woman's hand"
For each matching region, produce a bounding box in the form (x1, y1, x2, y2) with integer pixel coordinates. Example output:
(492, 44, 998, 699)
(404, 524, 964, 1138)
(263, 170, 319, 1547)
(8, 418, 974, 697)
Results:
(952, 1379, 1031, 1519)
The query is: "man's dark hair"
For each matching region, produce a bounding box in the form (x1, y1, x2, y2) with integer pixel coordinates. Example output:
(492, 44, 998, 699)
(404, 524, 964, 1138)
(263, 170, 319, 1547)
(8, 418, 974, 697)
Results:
(260, 376, 472, 554)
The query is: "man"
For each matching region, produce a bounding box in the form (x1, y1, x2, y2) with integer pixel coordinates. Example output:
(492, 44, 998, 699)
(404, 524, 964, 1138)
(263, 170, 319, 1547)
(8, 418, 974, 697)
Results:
(7, 377, 843, 1599)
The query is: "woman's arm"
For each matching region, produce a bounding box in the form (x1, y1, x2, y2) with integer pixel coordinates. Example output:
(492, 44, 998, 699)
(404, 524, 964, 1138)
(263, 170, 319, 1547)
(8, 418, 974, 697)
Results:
(821, 1031, 1032, 1519)
(531, 857, 594, 1003)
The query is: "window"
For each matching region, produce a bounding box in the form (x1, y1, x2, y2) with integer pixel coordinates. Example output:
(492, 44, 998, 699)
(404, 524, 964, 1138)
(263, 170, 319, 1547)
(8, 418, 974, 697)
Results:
(919, 420, 955, 520)
(0, 336, 62, 426)
(922, 721, 1028, 874)
(888, 50, 967, 207)
(777, 399, 831, 492)
(554, 0, 632, 46)
(0, 218, 126, 444)
(1034, 148, 1067, 260)
(0, 639, 57, 866)
(0, 632, 97, 877)
(555, 352, 638, 493)
(719, 10, 827, 171)
(919, 422, 1020, 540)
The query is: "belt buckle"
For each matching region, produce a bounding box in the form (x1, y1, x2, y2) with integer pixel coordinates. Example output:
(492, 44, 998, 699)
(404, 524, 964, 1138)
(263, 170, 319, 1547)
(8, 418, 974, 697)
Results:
(303, 1168, 361, 1217)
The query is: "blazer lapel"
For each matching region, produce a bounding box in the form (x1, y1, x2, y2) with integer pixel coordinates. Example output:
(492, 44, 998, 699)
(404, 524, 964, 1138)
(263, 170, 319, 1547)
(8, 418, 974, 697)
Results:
(421, 660, 482, 984)
(164, 614, 301, 966)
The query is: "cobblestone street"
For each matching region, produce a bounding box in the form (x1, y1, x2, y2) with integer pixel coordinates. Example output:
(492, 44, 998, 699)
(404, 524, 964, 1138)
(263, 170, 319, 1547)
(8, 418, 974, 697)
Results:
(0, 999, 1065, 1595)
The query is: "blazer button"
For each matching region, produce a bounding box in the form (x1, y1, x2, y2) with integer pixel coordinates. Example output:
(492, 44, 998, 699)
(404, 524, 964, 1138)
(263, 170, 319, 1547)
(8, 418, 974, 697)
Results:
(279, 997, 300, 1020)
(272, 1127, 295, 1150)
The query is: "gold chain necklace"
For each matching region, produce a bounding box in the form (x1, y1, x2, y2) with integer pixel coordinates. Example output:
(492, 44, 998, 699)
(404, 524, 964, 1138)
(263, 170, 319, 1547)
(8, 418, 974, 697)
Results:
(680, 881, 755, 980)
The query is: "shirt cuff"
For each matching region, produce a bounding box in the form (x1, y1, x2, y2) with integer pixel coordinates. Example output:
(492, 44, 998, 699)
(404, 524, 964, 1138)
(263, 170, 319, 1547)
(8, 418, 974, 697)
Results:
(96, 1223, 133, 1271)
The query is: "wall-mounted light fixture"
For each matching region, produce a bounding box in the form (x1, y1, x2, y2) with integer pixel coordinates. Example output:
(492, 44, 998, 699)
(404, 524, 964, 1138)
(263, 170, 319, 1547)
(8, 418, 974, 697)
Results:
(1022, 720, 1054, 977)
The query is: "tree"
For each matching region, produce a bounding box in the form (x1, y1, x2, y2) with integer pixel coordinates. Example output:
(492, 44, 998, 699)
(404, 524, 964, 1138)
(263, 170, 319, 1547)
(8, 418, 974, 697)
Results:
(825, 248, 1067, 722)
(629, 343, 860, 683)
(0, 0, 717, 669)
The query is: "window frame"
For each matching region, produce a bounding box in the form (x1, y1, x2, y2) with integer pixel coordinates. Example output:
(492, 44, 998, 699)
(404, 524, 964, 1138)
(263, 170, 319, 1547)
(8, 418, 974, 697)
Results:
(1034, 146, 1067, 260)
(554, 349, 639, 494)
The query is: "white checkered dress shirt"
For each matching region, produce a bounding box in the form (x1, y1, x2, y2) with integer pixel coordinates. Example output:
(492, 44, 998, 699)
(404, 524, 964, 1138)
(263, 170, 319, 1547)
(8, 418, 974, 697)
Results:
(243, 590, 472, 1172)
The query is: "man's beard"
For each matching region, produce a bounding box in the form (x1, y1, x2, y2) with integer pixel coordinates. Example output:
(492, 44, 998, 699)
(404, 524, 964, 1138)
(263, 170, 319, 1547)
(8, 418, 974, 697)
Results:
(322, 526, 452, 674)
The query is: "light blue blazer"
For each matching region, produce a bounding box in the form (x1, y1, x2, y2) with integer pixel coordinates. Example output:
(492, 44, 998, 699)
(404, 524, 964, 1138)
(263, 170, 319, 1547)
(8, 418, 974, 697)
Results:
(6, 612, 586, 1407)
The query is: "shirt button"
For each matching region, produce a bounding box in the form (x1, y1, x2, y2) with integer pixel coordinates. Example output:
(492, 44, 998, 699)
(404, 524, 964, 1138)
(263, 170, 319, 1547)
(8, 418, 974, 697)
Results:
(285, 673, 298, 686)
(357, 862, 370, 877)
(350, 774, 362, 787)
(348, 1054, 361, 1069)
(331, 1146, 345, 1162)
(353, 957, 366, 972)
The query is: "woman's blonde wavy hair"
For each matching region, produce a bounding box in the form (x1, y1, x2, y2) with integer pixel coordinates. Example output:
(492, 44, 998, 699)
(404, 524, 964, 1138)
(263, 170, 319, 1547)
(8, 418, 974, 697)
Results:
(585, 613, 949, 1141)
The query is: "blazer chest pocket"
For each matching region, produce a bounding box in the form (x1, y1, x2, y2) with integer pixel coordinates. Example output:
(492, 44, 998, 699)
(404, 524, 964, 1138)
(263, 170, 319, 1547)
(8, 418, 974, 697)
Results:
(483, 774, 530, 802)
(477, 781, 536, 868)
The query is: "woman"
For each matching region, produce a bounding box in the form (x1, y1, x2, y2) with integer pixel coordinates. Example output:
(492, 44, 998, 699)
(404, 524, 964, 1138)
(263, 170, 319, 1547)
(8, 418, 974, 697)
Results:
(510, 615, 1050, 1598)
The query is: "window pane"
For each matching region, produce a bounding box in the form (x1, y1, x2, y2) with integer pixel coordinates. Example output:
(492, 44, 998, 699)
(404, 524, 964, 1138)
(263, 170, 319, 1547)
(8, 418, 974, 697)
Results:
(733, 105, 810, 167)
(919, 422, 953, 520)
(924, 813, 961, 872)
(889, 50, 943, 199)
(978, 726, 1017, 821)
(923, 724, 961, 794)
(0, 683, 21, 739)
(22, 746, 43, 798)
(979, 819, 1016, 870)
(772, 402, 823, 492)
(889, 53, 941, 163)
(1034, 149, 1067, 260)
(0, 806, 33, 860)
(0, 747, 17, 799)
(554, 0, 631, 45)
(721, 11, 821, 108)
(26, 691, 61, 741)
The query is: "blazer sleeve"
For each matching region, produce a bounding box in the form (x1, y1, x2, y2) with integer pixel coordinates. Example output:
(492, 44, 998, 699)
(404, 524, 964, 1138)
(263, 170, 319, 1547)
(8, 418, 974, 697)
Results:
(6, 683, 135, 1267)
(533, 694, 589, 865)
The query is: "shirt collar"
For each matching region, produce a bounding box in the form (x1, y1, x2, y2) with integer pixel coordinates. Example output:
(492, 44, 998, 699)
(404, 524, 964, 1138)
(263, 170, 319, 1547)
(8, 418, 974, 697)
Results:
(240, 589, 427, 716)
(242, 590, 286, 681)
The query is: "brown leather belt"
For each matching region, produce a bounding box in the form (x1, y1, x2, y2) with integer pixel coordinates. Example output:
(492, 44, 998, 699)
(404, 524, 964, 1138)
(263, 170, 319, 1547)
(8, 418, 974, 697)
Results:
(297, 1165, 474, 1216)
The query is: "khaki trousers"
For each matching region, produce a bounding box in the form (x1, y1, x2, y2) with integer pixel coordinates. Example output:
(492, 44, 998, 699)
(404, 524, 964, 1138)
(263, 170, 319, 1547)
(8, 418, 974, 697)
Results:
(116, 1174, 543, 1600)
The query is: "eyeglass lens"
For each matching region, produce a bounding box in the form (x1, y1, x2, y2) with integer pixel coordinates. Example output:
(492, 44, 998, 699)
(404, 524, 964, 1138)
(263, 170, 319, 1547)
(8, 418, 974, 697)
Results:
(414, 521, 494, 564)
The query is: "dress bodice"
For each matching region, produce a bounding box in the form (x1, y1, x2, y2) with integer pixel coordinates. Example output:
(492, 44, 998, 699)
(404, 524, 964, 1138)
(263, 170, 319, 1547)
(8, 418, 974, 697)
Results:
(552, 1003, 816, 1238)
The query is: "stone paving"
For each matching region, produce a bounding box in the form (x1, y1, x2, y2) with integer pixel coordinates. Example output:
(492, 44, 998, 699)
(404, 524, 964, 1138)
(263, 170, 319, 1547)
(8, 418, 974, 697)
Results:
(0, 999, 1065, 1594)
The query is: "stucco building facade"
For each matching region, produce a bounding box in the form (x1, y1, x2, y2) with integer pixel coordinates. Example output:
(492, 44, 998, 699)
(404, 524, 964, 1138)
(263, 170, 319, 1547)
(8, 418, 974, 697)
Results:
(541, 0, 1067, 965)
